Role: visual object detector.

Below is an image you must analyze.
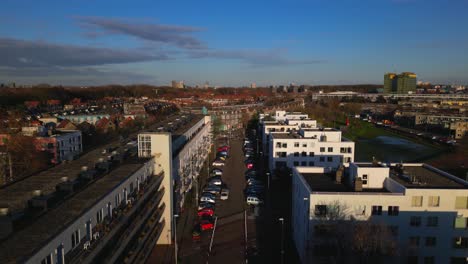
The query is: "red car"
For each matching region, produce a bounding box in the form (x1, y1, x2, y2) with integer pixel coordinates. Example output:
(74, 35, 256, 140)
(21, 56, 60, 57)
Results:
(217, 146, 230, 152)
(197, 208, 215, 217)
(200, 216, 215, 231)
(246, 163, 254, 169)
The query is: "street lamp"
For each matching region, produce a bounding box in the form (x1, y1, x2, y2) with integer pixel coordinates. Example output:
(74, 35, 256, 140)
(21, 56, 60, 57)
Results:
(266, 172, 270, 189)
(279, 217, 285, 264)
(174, 214, 179, 264)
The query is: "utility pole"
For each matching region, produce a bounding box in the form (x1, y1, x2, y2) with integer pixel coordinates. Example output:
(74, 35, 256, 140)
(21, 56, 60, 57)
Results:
(174, 214, 179, 264)
(279, 218, 285, 264)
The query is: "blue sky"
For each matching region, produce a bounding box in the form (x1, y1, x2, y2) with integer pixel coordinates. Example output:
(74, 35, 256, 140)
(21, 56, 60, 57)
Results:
(0, 0, 467, 86)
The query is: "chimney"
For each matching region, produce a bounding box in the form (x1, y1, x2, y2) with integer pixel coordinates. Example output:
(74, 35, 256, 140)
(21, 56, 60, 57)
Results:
(354, 177, 363, 192)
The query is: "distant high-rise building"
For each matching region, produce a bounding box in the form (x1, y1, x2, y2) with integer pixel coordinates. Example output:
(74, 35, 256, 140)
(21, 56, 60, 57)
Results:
(250, 82, 257, 89)
(397, 72, 417, 94)
(384, 73, 397, 93)
(171, 80, 184, 89)
(383, 72, 417, 94)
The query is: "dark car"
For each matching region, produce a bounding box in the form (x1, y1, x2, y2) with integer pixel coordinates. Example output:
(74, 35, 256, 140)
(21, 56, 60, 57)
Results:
(198, 202, 216, 211)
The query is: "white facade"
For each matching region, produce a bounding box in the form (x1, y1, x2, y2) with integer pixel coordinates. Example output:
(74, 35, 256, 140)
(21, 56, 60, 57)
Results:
(275, 110, 308, 121)
(268, 128, 354, 172)
(24, 160, 159, 264)
(292, 164, 468, 264)
(138, 115, 212, 244)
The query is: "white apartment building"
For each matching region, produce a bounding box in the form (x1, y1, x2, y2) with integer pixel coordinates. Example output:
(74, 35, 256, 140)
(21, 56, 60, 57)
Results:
(268, 128, 354, 172)
(292, 163, 468, 264)
(138, 115, 212, 243)
(274, 110, 308, 121)
(260, 116, 317, 155)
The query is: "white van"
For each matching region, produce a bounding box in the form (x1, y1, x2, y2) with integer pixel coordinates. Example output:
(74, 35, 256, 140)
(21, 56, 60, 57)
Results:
(246, 196, 262, 205)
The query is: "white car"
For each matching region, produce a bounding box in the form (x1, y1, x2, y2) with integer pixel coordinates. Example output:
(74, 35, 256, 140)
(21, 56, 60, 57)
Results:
(212, 169, 223, 176)
(220, 189, 230, 200)
(246, 196, 263, 205)
(212, 160, 225, 167)
(200, 196, 216, 204)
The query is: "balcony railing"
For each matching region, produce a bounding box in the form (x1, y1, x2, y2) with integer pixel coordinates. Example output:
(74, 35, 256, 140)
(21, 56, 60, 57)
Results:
(66, 174, 164, 264)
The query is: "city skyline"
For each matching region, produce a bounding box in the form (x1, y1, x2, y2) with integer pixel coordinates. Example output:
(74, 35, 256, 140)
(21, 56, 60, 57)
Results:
(1, 0, 468, 86)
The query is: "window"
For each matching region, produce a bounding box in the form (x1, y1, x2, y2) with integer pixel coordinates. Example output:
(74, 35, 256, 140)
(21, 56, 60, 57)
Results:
(276, 143, 281, 148)
(388, 206, 399, 216)
(427, 216, 438, 227)
(301, 162, 307, 166)
(294, 142, 300, 147)
(309, 152, 314, 157)
(328, 147, 333, 152)
(345, 157, 351, 163)
(319, 157, 325, 162)
(41, 255, 53, 264)
(423, 256, 435, 264)
(301, 152, 307, 157)
(411, 196, 423, 207)
(410, 216, 421, 226)
(320, 147, 325, 152)
(362, 174, 368, 180)
(371, 206, 382, 215)
(455, 196, 468, 209)
(453, 237, 468, 249)
(293, 161, 299, 166)
(282, 143, 287, 148)
(428, 196, 440, 207)
(362, 180, 368, 185)
(454, 216, 467, 229)
(96, 209, 103, 223)
(409, 236, 420, 247)
(302, 143, 307, 147)
(71, 230, 80, 248)
(315, 205, 327, 216)
(294, 152, 299, 157)
(327, 157, 333, 162)
(425, 237, 437, 247)
(308, 161, 315, 166)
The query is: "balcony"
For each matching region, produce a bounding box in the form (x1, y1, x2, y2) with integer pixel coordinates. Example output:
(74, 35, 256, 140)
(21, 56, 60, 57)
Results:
(66, 174, 165, 264)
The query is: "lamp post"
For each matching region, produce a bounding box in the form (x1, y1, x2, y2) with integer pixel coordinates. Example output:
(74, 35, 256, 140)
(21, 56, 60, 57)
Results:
(279, 217, 285, 264)
(266, 172, 270, 189)
(174, 214, 179, 264)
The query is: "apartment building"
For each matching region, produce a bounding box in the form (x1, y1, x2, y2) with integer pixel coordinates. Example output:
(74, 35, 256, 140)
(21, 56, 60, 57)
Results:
(292, 163, 468, 264)
(35, 130, 83, 164)
(0, 142, 166, 264)
(138, 115, 212, 217)
(268, 127, 354, 172)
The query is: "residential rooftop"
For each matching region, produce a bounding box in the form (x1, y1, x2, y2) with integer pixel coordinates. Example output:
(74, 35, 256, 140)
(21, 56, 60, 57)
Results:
(302, 172, 388, 193)
(388, 164, 467, 189)
(0, 162, 156, 262)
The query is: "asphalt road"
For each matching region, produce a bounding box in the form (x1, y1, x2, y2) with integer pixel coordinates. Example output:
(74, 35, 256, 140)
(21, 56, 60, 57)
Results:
(179, 138, 249, 264)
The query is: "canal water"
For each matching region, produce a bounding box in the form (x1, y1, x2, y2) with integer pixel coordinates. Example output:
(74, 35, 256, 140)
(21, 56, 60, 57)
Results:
(355, 136, 439, 162)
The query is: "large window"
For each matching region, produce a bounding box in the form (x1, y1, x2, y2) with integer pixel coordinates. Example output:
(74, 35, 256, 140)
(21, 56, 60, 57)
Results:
(455, 196, 468, 209)
(138, 135, 152, 157)
(454, 216, 467, 229)
(315, 205, 327, 216)
(320, 147, 325, 152)
(428, 196, 440, 207)
(410, 216, 421, 226)
(411, 196, 423, 207)
(427, 216, 438, 227)
(388, 206, 399, 216)
(453, 237, 468, 249)
(327, 147, 333, 152)
(71, 229, 80, 248)
(371, 205, 382, 215)
(425, 237, 437, 247)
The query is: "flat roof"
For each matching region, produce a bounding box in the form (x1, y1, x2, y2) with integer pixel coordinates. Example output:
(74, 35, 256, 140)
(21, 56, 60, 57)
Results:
(0, 162, 153, 262)
(302, 173, 388, 193)
(389, 165, 466, 189)
(0, 141, 125, 214)
(270, 133, 301, 139)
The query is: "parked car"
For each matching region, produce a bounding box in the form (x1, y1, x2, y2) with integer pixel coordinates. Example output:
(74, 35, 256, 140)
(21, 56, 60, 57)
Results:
(247, 179, 263, 186)
(245, 170, 257, 176)
(203, 186, 220, 195)
(246, 163, 254, 169)
(200, 215, 215, 231)
(220, 188, 230, 200)
(211, 168, 223, 176)
(198, 208, 215, 217)
(246, 196, 263, 205)
(198, 202, 215, 211)
(217, 146, 230, 152)
(209, 178, 223, 186)
(245, 151, 254, 158)
(212, 160, 225, 167)
(218, 151, 229, 156)
(200, 197, 216, 204)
